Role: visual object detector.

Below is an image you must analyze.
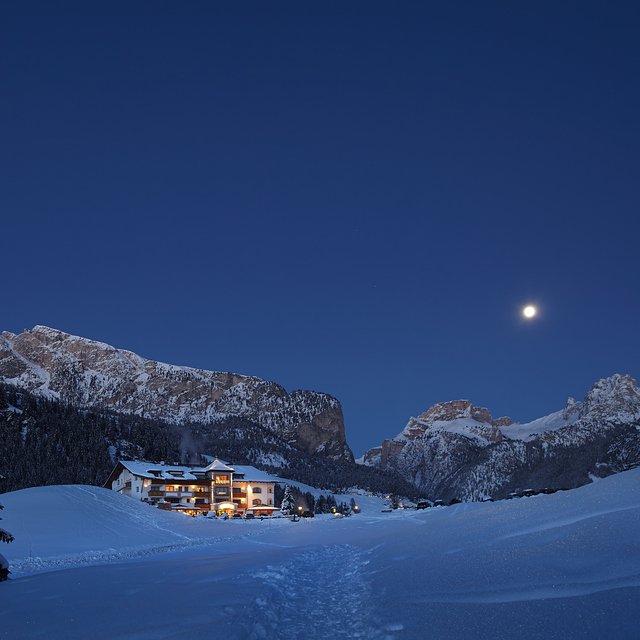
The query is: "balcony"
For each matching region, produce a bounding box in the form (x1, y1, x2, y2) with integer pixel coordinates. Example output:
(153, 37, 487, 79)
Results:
(148, 491, 164, 497)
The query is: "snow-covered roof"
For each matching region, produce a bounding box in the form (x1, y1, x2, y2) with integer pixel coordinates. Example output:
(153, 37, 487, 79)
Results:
(110, 461, 278, 484)
(119, 461, 202, 481)
(231, 465, 279, 483)
(202, 459, 234, 473)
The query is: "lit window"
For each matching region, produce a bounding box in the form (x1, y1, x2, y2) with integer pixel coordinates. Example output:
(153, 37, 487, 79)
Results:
(215, 475, 230, 485)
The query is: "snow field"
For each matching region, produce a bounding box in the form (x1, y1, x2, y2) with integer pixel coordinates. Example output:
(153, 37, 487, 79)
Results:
(1, 471, 640, 638)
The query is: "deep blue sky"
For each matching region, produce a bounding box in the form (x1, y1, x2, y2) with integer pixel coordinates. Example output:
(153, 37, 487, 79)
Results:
(2, 2, 639, 457)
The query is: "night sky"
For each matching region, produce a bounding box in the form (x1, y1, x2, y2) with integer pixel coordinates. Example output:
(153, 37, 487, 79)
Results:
(2, 2, 639, 457)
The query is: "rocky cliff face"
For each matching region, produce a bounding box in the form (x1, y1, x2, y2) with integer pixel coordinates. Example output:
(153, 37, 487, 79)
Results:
(0, 326, 353, 462)
(362, 375, 640, 501)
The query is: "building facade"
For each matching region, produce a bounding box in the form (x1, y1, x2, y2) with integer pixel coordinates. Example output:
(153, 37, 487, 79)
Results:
(105, 460, 279, 516)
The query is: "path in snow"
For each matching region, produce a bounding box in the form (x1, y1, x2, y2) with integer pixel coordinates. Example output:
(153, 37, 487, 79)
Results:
(244, 545, 401, 640)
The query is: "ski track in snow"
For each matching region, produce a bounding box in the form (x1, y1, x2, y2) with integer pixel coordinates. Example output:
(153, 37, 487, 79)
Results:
(246, 545, 402, 640)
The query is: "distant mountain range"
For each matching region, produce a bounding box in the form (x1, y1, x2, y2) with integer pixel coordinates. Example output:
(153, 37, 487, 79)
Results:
(2, 326, 638, 502)
(361, 374, 640, 501)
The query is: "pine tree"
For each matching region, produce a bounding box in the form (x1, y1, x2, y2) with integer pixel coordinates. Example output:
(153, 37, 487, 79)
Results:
(280, 484, 295, 515)
(0, 502, 14, 581)
(0, 388, 8, 411)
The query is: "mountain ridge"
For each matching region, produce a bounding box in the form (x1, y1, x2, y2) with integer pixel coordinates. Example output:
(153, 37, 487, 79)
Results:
(0, 326, 353, 463)
(362, 374, 640, 501)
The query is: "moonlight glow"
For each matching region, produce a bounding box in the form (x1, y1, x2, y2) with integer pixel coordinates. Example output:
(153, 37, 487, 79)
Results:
(523, 306, 536, 318)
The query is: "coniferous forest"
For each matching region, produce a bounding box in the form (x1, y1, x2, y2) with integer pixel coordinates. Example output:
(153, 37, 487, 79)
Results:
(0, 382, 421, 499)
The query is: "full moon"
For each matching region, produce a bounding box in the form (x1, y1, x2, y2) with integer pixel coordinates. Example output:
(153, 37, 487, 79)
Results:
(523, 306, 536, 318)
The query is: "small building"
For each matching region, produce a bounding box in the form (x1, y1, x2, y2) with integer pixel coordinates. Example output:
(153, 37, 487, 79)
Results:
(104, 460, 278, 516)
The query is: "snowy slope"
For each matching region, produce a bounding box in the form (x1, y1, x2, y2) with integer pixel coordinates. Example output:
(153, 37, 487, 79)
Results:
(499, 406, 580, 440)
(1, 470, 640, 638)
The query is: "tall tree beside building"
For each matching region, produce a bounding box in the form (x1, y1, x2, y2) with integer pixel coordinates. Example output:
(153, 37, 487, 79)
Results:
(280, 485, 295, 515)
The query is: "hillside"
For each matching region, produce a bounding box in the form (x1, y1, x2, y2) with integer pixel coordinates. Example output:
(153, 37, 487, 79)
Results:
(0, 382, 418, 498)
(0, 326, 353, 463)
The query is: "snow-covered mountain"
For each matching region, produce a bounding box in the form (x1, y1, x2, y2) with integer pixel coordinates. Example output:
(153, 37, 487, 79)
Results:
(0, 326, 353, 462)
(361, 375, 640, 501)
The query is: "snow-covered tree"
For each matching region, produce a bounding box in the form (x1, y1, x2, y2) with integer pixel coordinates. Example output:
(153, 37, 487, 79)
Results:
(0, 502, 14, 582)
(280, 484, 295, 515)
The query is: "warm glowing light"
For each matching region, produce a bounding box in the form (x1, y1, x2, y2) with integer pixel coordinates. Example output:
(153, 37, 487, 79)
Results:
(523, 306, 536, 318)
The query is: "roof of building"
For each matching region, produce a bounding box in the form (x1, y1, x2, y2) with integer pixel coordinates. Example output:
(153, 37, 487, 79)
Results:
(231, 465, 280, 483)
(116, 461, 201, 481)
(202, 459, 234, 473)
(104, 460, 280, 487)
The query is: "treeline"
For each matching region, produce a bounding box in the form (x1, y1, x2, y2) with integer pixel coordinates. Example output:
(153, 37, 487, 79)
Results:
(273, 484, 356, 515)
(0, 382, 422, 500)
(259, 455, 422, 498)
(0, 383, 181, 493)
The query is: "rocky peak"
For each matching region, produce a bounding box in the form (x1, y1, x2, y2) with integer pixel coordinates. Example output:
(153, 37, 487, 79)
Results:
(387, 399, 512, 450)
(562, 397, 582, 421)
(415, 399, 511, 428)
(582, 374, 640, 421)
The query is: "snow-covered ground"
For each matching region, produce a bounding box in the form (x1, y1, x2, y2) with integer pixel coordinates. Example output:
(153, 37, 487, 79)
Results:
(1, 470, 640, 639)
